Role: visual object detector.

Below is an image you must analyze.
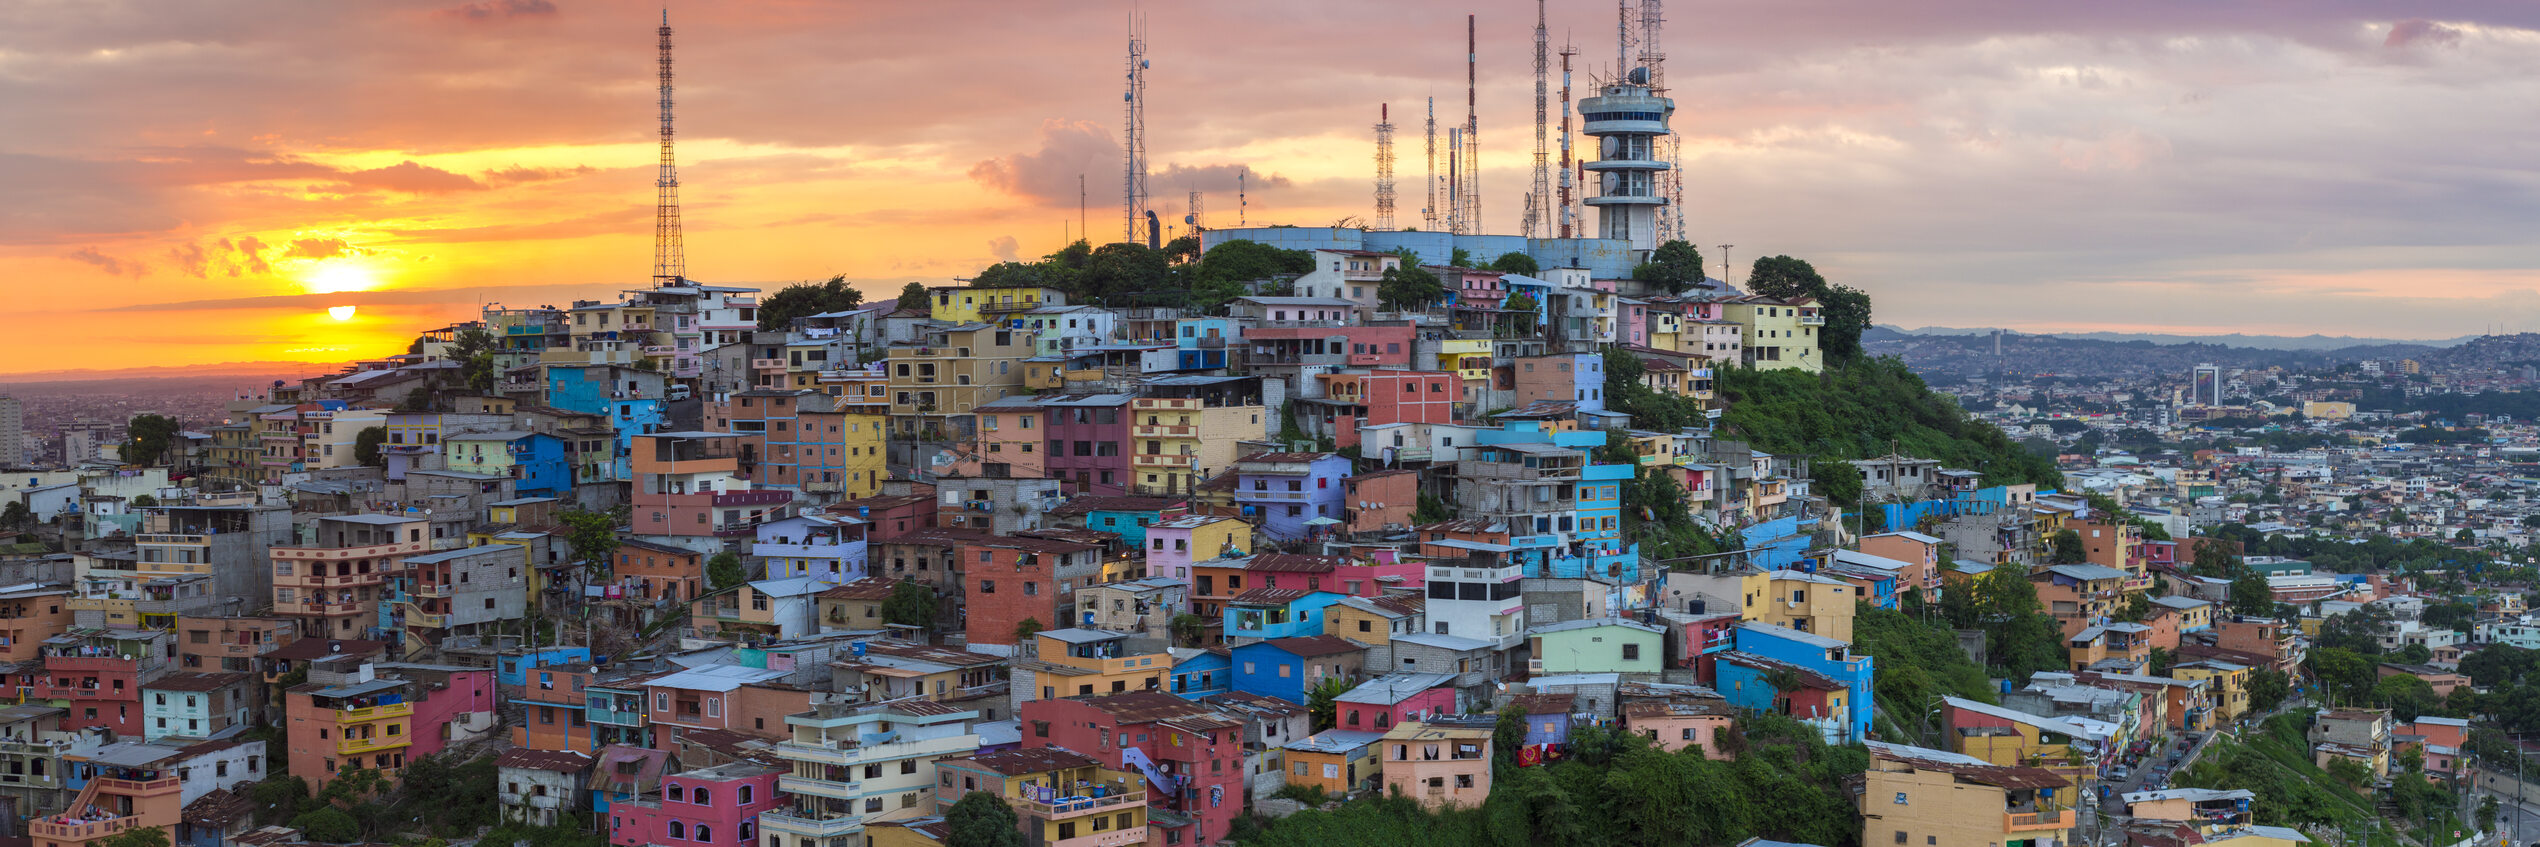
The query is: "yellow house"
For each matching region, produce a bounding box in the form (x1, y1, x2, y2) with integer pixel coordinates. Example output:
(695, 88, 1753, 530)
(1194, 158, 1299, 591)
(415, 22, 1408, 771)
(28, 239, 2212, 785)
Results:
(934, 747, 1146, 847)
(1646, 309, 1683, 351)
(1129, 398, 1264, 496)
(888, 323, 1038, 435)
(1323, 595, 1425, 652)
(1859, 741, 2074, 847)
(930, 286, 1068, 324)
(1285, 729, 1386, 796)
(1019, 629, 1169, 705)
(2301, 401, 2356, 420)
(1739, 569, 1857, 642)
(1438, 338, 1494, 390)
(1720, 295, 1821, 373)
(1941, 696, 2102, 784)
(2170, 660, 2252, 724)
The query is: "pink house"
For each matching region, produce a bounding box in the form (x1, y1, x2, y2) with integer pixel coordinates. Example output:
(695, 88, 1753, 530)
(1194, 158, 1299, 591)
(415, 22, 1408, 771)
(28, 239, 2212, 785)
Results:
(1616, 300, 1649, 347)
(1142, 515, 1252, 580)
(607, 760, 785, 847)
(1441, 268, 1508, 307)
(1335, 672, 1459, 732)
(404, 667, 496, 759)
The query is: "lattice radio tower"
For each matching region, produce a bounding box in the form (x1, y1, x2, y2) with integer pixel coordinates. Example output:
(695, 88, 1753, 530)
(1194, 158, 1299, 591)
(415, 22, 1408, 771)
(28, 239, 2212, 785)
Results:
(1637, 0, 1686, 242)
(652, 9, 684, 286)
(1459, 14, 1480, 235)
(1374, 105, 1396, 230)
(1527, 0, 1552, 238)
(1422, 98, 1438, 231)
(1558, 41, 1576, 238)
(1123, 13, 1150, 244)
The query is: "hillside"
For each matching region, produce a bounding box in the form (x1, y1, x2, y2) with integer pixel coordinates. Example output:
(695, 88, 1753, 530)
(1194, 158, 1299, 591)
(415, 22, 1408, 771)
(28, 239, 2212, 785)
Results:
(1710, 356, 2063, 502)
(1862, 327, 2437, 381)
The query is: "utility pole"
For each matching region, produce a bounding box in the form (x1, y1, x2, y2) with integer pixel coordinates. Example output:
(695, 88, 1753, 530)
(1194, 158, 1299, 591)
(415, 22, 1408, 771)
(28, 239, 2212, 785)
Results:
(1718, 244, 1733, 288)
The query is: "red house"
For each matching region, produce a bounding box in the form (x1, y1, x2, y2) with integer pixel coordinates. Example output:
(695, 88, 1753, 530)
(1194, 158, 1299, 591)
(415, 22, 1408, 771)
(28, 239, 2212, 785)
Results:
(1022, 692, 1245, 846)
(1333, 672, 1458, 732)
(825, 493, 938, 541)
(1663, 612, 1741, 685)
(1343, 470, 1419, 534)
(961, 537, 1105, 652)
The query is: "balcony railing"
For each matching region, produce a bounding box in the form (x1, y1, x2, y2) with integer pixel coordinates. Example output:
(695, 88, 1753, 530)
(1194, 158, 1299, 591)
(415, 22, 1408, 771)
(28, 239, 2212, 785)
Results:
(337, 734, 410, 755)
(32, 814, 139, 842)
(338, 703, 413, 722)
(776, 774, 862, 800)
(1131, 424, 1195, 438)
(2004, 810, 2073, 832)
(760, 809, 866, 837)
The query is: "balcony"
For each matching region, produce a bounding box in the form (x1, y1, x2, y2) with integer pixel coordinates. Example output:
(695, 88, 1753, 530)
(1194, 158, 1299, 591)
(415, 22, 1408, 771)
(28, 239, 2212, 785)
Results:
(337, 734, 410, 755)
(1132, 454, 1194, 468)
(587, 705, 647, 727)
(136, 534, 207, 547)
(32, 814, 140, 843)
(761, 809, 866, 837)
(1131, 424, 1195, 438)
(2004, 809, 2073, 832)
(777, 775, 862, 800)
(337, 703, 412, 722)
(754, 358, 789, 372)
(1797, 314, 1825, 326)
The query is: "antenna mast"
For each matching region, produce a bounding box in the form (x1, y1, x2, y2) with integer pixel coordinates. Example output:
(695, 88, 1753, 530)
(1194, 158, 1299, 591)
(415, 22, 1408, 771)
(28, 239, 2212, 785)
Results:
(1461, 14, 1480, 235)
(1374, 105, 1397, 230)
(1423, 98, 1438, 231)
(1528, 0, 1551, 239)
(1638, 0, 1684, 241)
(1186, 189, 1204, 233)
(1558, 41, 1576, 239)
(652, 9, 684, 286)
(1239, 170, 1247, 227)
(1123, 13, 1149, 244)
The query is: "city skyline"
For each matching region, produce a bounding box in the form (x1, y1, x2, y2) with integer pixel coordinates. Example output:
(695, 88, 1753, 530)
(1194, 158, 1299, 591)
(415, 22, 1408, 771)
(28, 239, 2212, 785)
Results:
(8, 1, 2540, 374)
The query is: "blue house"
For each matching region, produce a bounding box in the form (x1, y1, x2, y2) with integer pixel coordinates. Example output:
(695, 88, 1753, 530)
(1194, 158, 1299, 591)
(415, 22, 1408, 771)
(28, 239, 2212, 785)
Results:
(1170, 648, 1231, 699)
(544, 366, 667, 482)
(1230, 635, 1366, 704)
(1471, 422, 1641, 580)
(1718, 622, 1874, 744)
(1223, 589, 1348, 641)
(1230, 452, 1352, 541)
(497, 647, 594, 690)
(1513, 692, 1578, 747)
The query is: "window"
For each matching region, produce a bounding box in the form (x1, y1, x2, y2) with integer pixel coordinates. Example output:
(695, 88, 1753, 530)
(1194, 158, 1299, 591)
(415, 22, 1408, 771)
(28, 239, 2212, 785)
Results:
(1622, 644, 1640, 661)
(668, 784, 685, 802)
(668, 822, 685, 839)
(1894, 833, 1906, 845)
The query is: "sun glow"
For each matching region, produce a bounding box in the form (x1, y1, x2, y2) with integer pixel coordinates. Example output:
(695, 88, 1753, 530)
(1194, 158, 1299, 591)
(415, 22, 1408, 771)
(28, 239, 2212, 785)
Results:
(307, 262, 379, 295)
(327, 305, 357, 321)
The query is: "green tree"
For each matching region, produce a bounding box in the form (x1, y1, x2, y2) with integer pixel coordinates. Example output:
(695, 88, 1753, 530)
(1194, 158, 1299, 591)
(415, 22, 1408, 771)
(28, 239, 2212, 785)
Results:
(1080, 242, 1169, 303)
(756, 275, 867, 330)
(1378, 262, 1447, 312)
(248, 775, 311, 824)
(397, 385, 437, 412)
(1169, 613, 1208, 647)
(353, 426, 388, 468)
(557, 509, 619, 574)
(2191, 537, 2237, 577)
(1449, 247, 1475, 268)
(1162, 233, 1201, 264)
(1503, 293, 1539, 335)
(121, 413, 183, 466)
(1631, 240, 1706, 294)
(944, 791, 1026, 847)
(2245, 668, 2290, 713)
(1741, 254, 1871, 361)
(129, 494, 156, 508)
(1189, 240, 1312, 314)
(446, 327, 501, 394)
(2229, 567, 2276, 617)
(1013, 617, 1044, 644)
(96, 827, 170, 847)
(1488, 252, 1540, 276)
(291, 807, 362, 843)
(707, 551, 749, 592)
(1305, 675, 1354, 732)
(1492, 702, 1529, 775)
(2116, 591, 2152, 623)
(1413, 492, 1451, 524)
(881, 581, 938, 632)
(2049, 529, 2086, 564)
(2307, 647, 2376, 706)
(1, 501, 32, 531)
(895, 281, 932, 311)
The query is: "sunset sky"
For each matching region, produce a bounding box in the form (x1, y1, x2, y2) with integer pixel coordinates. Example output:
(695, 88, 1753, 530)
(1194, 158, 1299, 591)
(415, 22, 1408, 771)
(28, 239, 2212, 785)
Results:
(8, 1, 2540, 375)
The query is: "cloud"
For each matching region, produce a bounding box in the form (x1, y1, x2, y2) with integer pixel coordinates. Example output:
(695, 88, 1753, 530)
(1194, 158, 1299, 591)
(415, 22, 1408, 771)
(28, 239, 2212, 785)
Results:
(987, 236, 1020, 262)
(332, 161, 485, 194)
(167, 243, 210, 278)
(439, 0, 558, 22)
(1154, 164, 1290, 196)
(98, 282, 595, 313)
(2386, 19, 2465, 48)
(481, 164, 596, 185)
(66, 248, 143, 277)
(223, 237, 272, 276)
(284, 238, 356, 260)
(379, 205, 650, 243)
(969, 120, 1118, 205)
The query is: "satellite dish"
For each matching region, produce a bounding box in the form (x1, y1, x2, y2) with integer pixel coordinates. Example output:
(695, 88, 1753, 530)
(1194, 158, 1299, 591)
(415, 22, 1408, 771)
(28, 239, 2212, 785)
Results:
(1628, 67, 1650, 85)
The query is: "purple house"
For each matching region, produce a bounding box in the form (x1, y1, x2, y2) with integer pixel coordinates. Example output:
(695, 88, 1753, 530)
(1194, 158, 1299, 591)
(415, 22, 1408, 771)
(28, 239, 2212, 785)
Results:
(1230, 451, 1351, 540)
(1036, 393, 1134, 496)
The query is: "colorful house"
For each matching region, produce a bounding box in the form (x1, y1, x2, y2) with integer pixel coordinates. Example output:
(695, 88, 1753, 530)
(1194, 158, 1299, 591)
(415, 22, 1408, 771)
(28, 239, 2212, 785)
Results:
(1378, 721, 1492, 811)
(933, 747, 1148, 847)
(1019, 691, 1247, 847)
(442, 431, 571, 498)
(1230, 636, 1366, 705)
(1282, 729, 1386, 797)
(604, 760, 784, 847)
(1229, 452, 1352, 541)
(1333, 672, 1457, 733)
(1719, 622, 1874, 744)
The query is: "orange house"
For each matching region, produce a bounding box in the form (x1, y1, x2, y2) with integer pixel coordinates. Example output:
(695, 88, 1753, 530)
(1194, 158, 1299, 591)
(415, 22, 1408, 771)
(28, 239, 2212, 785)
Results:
(612, 539, 707, 605)
(0, 585, 72, 665)
(515, 662, 602, 753)
(30, 759, 181, 847)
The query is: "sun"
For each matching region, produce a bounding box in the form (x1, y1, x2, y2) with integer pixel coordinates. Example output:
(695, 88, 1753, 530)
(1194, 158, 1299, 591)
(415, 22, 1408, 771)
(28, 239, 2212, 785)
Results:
(307, 262, 378, 295)
(327, 305, 357, 321)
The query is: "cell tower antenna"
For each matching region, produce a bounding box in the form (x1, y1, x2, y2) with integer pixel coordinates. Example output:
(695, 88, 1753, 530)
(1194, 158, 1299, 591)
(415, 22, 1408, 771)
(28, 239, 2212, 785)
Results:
(1462, 14, 1480, 235)
(1638, 0, 1684, 241)
(1374, 104, 1397, 230)
(652, 8, 684, 286)
(1239, 169, 1247, 227)
(1078, 174, 1087, 244)
(1123, 12, 1149, 244)
(1528, 0, 1552, 239)
(1423, 97, 1438, 231)
(1186, 189, 1204, 232)
(1558, 40, 1576, 239)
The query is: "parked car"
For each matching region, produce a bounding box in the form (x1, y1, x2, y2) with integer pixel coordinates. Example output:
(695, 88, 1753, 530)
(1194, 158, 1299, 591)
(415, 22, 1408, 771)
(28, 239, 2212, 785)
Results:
(2109, 765, 2130, 781)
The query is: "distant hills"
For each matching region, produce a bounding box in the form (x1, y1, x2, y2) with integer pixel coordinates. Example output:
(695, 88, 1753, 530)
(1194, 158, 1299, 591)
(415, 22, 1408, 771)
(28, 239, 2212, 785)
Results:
(1863, 326, 2476, 380)
(1882, 326, 2478, 351)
